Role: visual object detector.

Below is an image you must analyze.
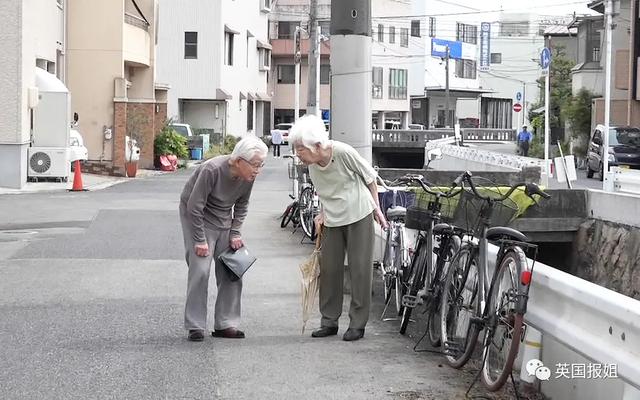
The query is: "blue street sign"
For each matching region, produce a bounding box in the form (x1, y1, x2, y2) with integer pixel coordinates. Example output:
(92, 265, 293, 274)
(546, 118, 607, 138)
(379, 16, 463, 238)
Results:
(479, 22, 491, 71)
(431, 38, 463, 59)
(516, 92, 522, 101)
(540, 47, 551, 69)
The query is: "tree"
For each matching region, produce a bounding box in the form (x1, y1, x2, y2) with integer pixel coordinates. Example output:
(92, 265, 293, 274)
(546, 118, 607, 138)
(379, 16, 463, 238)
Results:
(126, 108, 149, 164)
(563, 88, 596, 157)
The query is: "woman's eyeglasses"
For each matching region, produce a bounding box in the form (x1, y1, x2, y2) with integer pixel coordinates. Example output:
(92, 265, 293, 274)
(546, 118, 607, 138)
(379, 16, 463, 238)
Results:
(241, 158, 265, 169)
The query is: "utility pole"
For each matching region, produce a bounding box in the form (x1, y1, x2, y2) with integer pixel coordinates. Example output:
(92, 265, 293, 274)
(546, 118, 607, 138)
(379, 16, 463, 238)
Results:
(445, 46, 450, 128)
(307, 0, 320, 116)
(331, 0, 372, 162)
(294, 26, 302, 122)
(602, 0, 613, 190)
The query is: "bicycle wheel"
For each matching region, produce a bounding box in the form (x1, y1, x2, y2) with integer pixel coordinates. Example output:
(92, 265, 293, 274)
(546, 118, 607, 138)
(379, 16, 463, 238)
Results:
(426, 235, 460, 348)
(440, 243, 480, 368)
(399, 239, 429, 334)
(381, 226, 396, 310)
(298, 186, 316, 239)
(481, 247, 527, 391)
(280, 202, 296, 228)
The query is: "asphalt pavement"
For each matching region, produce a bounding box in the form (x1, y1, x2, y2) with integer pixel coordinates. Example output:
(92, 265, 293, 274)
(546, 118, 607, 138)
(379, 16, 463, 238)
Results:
(0, 156, 500, 400)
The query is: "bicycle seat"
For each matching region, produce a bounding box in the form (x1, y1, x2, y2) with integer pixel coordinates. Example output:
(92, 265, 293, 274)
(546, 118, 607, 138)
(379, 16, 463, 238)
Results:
(386, 206, 407, 220)
(433, 223, 454, 235)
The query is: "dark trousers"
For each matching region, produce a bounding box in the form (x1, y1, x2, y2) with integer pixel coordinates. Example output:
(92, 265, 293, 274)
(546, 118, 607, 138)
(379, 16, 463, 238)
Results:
(272, 144, 281, 157)
(519, 141, 530, 157)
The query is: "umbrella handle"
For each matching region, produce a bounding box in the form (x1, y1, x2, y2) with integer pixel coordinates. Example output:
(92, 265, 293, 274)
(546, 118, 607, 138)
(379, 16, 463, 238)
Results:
(315, 225, 323, 250)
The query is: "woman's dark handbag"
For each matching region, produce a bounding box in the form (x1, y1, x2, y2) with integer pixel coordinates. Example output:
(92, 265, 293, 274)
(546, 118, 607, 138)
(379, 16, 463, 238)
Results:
(217, 246, 257, 281)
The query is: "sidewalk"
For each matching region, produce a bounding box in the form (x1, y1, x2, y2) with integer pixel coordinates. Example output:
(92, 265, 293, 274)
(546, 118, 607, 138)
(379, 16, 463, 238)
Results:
(0, 168, 165, 195)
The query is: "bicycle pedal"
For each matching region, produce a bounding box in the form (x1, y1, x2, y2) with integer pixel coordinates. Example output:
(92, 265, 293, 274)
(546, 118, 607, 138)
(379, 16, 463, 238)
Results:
(443, 340, 464, 354)
(402, 295, 419, 308)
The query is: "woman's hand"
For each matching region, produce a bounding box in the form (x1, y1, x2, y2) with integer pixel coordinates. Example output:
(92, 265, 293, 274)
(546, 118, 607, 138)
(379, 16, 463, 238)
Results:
(194, 243, 210, 257)
(373, 207, 388, 230)
(230, 236, 244, 250)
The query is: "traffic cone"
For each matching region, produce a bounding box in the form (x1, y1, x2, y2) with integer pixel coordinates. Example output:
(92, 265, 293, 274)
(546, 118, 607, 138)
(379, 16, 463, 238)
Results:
(69, 160, 88, 192)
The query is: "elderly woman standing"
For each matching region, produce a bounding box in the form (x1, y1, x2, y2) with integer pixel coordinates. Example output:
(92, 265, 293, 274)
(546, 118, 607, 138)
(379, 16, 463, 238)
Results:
(289, 115, 388, 341)
(180, 136, 268, 342)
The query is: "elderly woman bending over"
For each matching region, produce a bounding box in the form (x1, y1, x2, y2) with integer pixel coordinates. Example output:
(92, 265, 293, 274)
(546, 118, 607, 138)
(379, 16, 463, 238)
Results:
(289, 115, 388, 342)
(179, 136, 268, 342)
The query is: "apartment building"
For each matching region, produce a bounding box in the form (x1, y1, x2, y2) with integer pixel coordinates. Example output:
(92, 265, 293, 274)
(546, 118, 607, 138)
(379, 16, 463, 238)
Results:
(66, 0, 165, 174)
(157, 0, 271, 138)
(0, 0, 66, 188)
(408, 1, 485, 129)
(268, 0, 331, 126)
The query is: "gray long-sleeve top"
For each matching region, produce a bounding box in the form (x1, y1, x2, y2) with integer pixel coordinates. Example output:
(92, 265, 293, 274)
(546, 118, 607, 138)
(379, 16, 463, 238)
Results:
(179, 155, 254, 244)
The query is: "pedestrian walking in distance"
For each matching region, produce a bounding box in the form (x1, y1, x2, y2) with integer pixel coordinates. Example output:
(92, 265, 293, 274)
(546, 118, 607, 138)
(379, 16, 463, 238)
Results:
(517, 125, 533, 157)
(179, 136, 268, 342)
(271, 129, 283, 158)
(289, 115, 389, 342)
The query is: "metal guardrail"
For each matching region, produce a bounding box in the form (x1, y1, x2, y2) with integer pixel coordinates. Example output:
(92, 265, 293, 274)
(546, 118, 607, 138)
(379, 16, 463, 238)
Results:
(372, 128, 516, 147)
(524, 259, 640, 389)
(605, 168, 640, 195)
(462, 128, 516, 141)
(426, 141, 547, 172)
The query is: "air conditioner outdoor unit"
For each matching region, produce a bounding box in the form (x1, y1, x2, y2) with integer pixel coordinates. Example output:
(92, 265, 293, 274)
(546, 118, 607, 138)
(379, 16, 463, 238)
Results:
(27, 147, 70, 181)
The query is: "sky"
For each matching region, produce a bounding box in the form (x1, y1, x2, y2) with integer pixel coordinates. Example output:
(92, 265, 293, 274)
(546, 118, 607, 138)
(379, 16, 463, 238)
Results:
(431, 0, 595, 15)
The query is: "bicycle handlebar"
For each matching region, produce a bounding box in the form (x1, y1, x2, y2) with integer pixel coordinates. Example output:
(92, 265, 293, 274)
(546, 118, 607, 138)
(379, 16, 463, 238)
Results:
(453, 171, 551, 202)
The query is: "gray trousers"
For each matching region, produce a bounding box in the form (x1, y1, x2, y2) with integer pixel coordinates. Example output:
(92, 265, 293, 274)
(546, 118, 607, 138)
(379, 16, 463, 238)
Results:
(180, 209, 242, 331)
(319, 213, 374, 330)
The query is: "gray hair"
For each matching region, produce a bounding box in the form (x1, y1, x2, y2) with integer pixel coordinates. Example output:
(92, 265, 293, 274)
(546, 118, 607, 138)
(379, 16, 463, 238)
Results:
(230, 135, 268, 161)
(288, 114, 329, 149)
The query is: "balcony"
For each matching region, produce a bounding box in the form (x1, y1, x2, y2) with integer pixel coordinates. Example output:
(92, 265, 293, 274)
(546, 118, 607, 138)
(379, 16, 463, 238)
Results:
(270, 38, 331, 57)
(123, 12, 151, 67)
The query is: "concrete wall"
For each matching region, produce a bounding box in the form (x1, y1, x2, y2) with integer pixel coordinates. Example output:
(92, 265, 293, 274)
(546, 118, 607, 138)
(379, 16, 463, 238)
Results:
(67, 0, 124, 162)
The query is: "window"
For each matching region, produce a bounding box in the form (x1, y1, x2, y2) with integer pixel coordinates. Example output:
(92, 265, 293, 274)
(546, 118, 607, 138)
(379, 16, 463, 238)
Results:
(455, 59, 477, 79)
(247, 100, 254, 131)
(319, 21, 331, 36)
(372, 67, 383, 98)
(411, 20, 421, 37)
(320, 65, 330, 84)
(490, 53, 502, 64)
(499, 22, 529, 37)
(378, 24, 384, 42)
(400, 28, 409, 47)
(185, 32, 197, 59)
(388, 68, 407, 99)
(456, 23, 477, 44)
(429, 17, 436, 37)
(277, 65, 295, 84)
(224, 32, 234, 65)
(586, 19, 602, 63)
(278, 21, 298, 39)
(260, 48, 271, 69)
(389, 26, 396, 44)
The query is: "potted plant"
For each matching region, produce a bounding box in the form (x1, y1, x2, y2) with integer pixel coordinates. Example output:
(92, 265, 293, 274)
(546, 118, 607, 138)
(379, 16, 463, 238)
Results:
(125, 109, 148, 177)
(154, 120, 189, 171)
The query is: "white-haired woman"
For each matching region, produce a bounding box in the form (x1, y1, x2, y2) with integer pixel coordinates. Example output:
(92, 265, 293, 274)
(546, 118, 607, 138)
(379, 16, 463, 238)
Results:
(179, 135, 268, 342)
(289, 115, 388, 342)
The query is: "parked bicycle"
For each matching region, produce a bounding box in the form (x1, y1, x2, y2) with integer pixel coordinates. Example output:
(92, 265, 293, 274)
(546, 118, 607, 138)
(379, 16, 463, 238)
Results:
(399, 177, 463, 341)
(439, 171, 550, 391)
(280, 154, 318, 241)
(376, 175, 416, 319)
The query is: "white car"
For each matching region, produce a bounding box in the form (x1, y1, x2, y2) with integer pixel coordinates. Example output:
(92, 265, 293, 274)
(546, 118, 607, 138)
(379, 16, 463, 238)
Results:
(69, 128, 88, 162)
(271, 123, 294, 145)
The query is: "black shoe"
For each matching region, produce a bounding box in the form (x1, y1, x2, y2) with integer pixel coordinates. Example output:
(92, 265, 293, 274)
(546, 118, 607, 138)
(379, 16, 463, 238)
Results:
(343, 328, 365, 342)
(311, 326, 338, 338)
(188, 329, 205, 342)
(211, 327, 245, 339)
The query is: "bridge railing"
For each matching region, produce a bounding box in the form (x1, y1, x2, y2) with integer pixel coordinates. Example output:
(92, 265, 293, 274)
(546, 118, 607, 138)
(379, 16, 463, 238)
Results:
(605, 168, 640, 196)
(372, 128, 516, 145)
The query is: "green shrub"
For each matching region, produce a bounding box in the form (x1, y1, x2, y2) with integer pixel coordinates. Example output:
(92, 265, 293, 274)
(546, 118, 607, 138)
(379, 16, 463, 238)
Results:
(204, 134, 241, 159)
(154, 124, 189, 159)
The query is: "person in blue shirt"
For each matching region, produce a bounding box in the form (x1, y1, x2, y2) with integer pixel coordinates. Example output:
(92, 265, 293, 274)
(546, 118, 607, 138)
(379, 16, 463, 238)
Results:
(517, 125, 533, 156)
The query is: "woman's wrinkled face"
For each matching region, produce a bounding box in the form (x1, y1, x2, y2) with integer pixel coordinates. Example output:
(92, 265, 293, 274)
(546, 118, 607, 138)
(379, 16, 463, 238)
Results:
(293, 143, 318, 165)
(237, 154, 266, 181)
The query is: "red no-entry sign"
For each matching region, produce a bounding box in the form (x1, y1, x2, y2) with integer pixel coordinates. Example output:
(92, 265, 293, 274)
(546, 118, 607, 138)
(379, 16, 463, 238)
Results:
(513, 103, 522, 112)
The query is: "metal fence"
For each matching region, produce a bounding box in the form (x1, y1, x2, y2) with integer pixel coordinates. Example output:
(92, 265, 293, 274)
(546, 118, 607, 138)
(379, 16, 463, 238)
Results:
(372, 128, 516, 147)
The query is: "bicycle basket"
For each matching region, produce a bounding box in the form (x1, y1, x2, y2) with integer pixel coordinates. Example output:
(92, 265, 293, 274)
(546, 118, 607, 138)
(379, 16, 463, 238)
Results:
(450, 189, 520, 235)
(405, 190, 458, 231)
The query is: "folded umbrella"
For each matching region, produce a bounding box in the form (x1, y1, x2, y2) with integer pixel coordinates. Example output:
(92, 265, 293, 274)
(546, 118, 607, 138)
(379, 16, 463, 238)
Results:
(300, 228, 322, 334)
